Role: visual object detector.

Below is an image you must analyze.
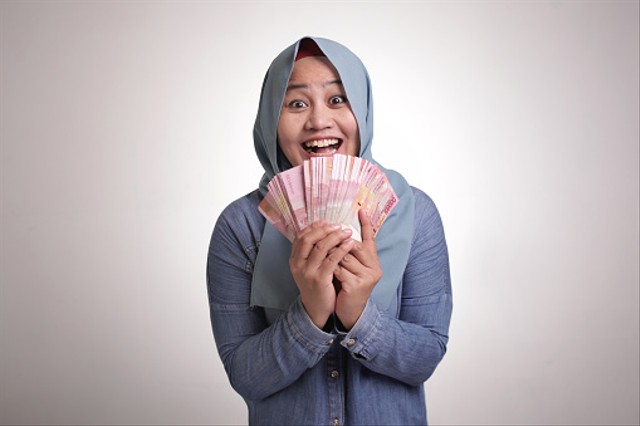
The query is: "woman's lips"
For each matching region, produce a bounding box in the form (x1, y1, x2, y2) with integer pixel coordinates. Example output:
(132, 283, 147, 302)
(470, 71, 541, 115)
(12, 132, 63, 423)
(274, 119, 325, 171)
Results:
(302, 138, 342, 155)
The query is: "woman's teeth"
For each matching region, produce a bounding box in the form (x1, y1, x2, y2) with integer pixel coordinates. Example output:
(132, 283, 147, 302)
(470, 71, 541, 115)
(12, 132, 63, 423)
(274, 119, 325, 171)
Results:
(303, 139, 341, 154)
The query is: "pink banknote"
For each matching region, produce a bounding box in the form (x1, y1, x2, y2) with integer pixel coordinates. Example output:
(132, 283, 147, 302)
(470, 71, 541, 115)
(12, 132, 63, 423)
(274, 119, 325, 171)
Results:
(258, 154, 398, 242)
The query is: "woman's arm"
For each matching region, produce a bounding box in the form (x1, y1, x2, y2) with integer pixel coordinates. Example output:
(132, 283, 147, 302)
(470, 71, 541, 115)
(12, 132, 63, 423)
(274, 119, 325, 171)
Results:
(335, 189, 453, 386)
(206, 201, 336, 402)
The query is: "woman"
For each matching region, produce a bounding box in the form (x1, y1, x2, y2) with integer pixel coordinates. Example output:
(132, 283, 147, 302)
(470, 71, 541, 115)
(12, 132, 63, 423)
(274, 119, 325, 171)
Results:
(207, 37, 452, 425)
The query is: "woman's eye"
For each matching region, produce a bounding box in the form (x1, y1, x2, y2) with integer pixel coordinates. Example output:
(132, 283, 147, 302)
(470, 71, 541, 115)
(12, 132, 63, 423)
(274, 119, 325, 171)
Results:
(288, 100, 307, 108)
(330, 96, 346, 105)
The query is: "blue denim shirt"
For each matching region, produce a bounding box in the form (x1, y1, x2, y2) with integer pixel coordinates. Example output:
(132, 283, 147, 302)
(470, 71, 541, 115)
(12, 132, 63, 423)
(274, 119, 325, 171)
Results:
(207, 187, 452, 425)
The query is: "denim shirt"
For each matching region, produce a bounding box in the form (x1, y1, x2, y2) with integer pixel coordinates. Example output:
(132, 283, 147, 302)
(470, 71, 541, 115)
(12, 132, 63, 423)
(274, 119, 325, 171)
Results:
(207, 187, 452, 426)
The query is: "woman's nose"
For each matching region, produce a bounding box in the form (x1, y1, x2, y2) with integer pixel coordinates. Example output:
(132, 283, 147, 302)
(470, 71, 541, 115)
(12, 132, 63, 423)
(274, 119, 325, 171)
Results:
(304, 104, 332, 130)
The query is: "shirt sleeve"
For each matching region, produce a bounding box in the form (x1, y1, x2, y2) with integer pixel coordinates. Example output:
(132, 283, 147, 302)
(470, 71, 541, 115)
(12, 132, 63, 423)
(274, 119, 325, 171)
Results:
(338, 188, 453, 386)
(207, 201, 337, 402)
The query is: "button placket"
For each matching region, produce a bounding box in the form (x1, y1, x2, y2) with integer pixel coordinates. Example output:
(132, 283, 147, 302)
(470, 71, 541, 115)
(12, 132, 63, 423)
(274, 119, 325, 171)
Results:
(326, 343, 343, 426)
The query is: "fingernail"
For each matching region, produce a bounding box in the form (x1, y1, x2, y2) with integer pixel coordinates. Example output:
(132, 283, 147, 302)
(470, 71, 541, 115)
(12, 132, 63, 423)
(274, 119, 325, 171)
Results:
(330, 224, 342, 230)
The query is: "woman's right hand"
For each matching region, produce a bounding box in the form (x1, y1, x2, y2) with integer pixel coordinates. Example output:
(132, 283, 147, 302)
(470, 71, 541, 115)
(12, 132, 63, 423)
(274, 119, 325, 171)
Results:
(290, 222, 355, 329)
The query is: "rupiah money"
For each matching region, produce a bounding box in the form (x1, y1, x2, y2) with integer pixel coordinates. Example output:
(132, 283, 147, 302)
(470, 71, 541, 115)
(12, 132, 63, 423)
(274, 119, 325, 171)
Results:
(258, 154, 398, 242)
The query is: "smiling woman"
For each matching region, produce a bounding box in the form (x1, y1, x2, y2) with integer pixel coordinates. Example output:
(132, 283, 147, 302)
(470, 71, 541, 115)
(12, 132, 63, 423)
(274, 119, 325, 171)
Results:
(206, 37, 452, 425)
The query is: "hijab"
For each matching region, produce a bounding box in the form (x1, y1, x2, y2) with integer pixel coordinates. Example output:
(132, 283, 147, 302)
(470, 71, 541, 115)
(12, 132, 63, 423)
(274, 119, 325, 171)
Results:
(251, 36, 415, 312)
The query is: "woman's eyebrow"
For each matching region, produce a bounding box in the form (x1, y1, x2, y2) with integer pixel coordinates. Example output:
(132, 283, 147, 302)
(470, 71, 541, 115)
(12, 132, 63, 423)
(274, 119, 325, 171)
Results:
(323, 79, 343, 88)
(286, 83, 307, 91)
(286, 80, 343, 92)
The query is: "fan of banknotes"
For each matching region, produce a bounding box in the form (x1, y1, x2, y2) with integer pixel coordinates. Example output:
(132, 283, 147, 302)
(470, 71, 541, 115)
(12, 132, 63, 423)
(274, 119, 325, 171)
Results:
(258, 154, 398, 242)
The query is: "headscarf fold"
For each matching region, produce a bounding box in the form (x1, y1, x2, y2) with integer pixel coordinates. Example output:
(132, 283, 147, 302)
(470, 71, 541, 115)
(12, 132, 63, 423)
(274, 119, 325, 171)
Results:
(251, 36, 415, 312)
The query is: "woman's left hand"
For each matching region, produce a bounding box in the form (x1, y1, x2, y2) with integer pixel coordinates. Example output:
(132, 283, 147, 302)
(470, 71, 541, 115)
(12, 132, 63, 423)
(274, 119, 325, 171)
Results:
(333, 210, 383, 330)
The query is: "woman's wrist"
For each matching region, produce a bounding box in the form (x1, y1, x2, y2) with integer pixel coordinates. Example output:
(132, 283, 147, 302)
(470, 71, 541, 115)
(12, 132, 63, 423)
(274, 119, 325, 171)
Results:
(300, 299, 332, 329)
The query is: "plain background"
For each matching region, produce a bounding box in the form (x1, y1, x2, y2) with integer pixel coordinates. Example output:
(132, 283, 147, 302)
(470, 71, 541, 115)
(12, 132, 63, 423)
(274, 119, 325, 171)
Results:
(1, 1, 638, 425)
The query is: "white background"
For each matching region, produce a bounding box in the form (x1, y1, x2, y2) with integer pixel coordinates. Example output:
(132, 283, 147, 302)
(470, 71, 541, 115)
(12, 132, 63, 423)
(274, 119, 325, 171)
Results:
(1, 1, 638, 425)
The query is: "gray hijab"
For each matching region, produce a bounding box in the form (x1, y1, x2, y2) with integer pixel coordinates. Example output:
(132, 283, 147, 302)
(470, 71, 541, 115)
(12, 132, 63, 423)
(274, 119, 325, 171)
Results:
(251, 36, 415, 312)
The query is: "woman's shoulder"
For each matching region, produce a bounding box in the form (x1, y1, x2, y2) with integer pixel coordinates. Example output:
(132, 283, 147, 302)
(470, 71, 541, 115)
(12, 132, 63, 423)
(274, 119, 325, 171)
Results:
(219, 189, 263, 218)
(209, 190, 265, 273)
(409, 186, 445, 233)
(214, 189, 265, 244)
(410, 186, 438, 214)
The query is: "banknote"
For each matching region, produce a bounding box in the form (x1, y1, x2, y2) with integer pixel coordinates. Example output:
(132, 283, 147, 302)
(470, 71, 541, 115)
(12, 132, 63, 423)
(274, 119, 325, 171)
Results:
(258, 154, 398, 242)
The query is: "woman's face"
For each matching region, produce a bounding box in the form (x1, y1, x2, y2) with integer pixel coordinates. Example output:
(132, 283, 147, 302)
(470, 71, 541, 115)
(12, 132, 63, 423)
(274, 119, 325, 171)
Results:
(277, 56, 359, 167)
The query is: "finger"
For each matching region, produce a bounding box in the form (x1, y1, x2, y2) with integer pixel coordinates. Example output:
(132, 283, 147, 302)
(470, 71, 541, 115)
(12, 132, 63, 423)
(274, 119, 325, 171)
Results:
(316, 237, 355, 275)
(333, 262, 357, 284)
(338, 252, 366, 275)
(307, 228, 353, 268)
(347, 245, 370, 265)
(291, 222, 340, 261)
(359, 209, 375, 245)
(294, 221, 329, 243)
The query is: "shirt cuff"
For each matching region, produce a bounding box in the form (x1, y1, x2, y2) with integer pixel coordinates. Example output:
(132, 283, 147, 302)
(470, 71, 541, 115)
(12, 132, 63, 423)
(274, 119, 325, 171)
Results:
(286, 298, 337, 355)
(338, 299, 382, 360)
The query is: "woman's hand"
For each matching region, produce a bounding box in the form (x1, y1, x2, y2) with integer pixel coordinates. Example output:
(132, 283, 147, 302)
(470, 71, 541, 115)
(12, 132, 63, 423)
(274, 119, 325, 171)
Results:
(334, 210, 383, 330)
(290, 222, 355, 329)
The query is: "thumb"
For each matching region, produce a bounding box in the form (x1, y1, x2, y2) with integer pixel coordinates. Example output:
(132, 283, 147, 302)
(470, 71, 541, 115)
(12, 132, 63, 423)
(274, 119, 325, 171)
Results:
(358, 209, 375, 245)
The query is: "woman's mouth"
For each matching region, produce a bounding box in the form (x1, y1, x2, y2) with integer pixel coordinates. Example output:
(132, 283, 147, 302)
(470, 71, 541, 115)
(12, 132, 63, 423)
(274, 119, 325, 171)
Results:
(302, 138, 343, 155)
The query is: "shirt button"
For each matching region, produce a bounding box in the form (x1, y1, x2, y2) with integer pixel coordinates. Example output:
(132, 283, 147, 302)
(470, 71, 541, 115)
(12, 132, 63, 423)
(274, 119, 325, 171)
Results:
(330, 369, 339, 379)
(346, 338, 356, 346)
